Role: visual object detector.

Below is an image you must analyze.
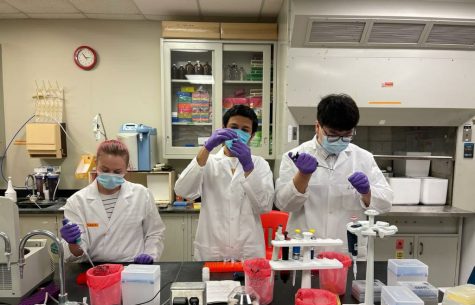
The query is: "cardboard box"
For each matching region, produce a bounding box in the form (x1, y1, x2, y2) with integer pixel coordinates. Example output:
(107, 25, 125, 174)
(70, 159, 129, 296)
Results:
(220, 23, 278, 40)
(162, 21, 220, 39)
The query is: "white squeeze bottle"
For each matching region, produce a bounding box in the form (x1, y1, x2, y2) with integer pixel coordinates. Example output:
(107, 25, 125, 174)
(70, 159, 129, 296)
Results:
(5, 177, 17, 203)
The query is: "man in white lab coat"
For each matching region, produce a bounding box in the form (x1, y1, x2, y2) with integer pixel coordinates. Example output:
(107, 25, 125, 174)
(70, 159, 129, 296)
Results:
(175, 105, 274, 261)
(275, 94, 393, 256)
(60, 140, 165, 263)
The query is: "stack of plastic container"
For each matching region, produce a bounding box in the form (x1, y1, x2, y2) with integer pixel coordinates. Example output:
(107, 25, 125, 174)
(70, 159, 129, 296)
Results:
(397, 282, 438, 305)
(442, 284, 475, 305)
(351, 280, 385, 302)
(381, 286, 424, 305)
(387, 259, 429, 285)
(121, 264, 161, 305)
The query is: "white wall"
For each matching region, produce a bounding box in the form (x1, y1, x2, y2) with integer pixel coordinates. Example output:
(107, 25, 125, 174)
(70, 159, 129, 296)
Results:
(0, 20, 162, 189)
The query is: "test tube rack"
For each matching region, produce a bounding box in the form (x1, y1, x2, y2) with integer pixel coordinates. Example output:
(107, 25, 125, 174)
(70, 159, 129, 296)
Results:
(269, 237, 343, 289)
(346, 209, 398, 305)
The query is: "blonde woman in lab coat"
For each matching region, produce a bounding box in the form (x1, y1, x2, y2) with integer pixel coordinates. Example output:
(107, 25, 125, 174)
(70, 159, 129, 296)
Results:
(60, 140, 165, 263)
(175, 105, 274, 261)
(275, 94, 393, 257)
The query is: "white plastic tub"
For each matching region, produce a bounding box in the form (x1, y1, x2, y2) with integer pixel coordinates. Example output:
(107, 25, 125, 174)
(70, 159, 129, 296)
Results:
(388, 178, 421, 205)
(122, 264, 161, 305)
(393, 152, 431, 177)
(420, 177, 448, 205)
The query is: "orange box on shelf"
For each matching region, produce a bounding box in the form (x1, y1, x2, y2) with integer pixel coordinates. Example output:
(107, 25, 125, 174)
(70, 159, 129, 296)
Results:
(162, 21, 220, 39)
(220, 23, 278, 40)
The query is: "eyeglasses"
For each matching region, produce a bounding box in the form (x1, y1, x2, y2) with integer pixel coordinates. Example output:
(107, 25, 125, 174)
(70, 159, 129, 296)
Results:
(322, 127, 356, 143)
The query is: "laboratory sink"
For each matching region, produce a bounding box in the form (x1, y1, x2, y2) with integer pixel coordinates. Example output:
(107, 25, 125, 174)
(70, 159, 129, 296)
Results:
(16, 197, 66, 209)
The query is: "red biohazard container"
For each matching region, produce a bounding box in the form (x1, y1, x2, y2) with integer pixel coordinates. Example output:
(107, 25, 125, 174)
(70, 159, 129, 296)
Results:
(86, 264, 124, 305)
(317, 252, 352, 295)
(295, 288, 340, 305)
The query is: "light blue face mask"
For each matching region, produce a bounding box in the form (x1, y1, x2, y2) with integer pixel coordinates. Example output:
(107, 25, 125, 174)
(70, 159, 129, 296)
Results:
(321, 136, 350, 155)
(225, 129, 251, 150)
(97, 173, 125, 190)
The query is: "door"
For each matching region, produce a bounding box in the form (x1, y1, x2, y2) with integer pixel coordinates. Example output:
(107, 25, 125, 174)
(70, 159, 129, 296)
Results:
(374, 235, 415, 260)
(162, 41, 223, 158)
(416, 235, 458, 287)
(222, 44, 272, 158)
(160, 214, 185, 262)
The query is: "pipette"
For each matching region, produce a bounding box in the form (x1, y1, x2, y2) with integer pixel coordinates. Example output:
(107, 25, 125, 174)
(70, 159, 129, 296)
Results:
(62, 219, 94, 267)
(289, 152, 334, 171)
(347, 216, 361, 280)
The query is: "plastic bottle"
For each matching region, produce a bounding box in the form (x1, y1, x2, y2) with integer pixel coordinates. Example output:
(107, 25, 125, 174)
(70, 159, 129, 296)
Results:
(5, 177, 17, 203)
(292, 229, 302, 260)
(202, 266, 210, 282)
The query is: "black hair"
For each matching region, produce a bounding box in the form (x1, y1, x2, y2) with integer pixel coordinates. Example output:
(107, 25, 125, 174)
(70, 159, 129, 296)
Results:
(317, 94, 360, 131)
(223, 105, 259, 134)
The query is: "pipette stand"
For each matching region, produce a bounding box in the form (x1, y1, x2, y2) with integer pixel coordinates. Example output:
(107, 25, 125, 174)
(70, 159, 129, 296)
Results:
(346, 209, 398, 305)
(269, 237, 343, 288)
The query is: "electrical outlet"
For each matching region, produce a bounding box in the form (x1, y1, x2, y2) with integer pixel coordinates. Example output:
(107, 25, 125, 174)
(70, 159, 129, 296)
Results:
(463, 125, 472, 142)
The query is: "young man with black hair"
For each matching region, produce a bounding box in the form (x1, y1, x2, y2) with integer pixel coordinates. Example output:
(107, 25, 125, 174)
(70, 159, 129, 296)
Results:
(275, 94, 392, 256)
(175, 105, 274, 261)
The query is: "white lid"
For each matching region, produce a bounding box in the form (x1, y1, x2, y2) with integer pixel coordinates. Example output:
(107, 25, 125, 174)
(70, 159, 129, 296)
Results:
(352, 279, 385, 294)
(121, 264, 160, 283)
(388, 259, 428, 276)
(382, 286, 424, 305)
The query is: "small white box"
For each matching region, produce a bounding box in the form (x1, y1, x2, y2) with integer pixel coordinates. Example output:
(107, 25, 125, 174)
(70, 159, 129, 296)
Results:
(146, 171, 176, 206)
(387, 259, 428, 286)
(382, 286, 424, 305)
(393, 152, 431, 177)
(388, 178, 421, 205)
(122, 264, 161, 305)
(419, 177, 448, 205)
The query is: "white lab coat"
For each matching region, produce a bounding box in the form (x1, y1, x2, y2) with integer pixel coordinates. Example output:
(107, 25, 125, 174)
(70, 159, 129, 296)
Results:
(275, 138, 392, 256)
(62, 180, 165, 263)
(174, 148, 274, 261)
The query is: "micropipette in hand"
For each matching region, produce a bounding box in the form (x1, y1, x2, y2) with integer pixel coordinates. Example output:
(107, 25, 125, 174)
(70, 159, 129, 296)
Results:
(62, 219, 95, 267)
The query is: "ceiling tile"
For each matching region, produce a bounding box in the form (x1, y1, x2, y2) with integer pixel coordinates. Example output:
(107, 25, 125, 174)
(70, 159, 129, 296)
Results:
(4, 0, 79, 13)
(0, 0, 20, 13)
(199, 0, 263, 17)
(144, 14, 201, 21)
(70, 0, 141, 15)
(85, 13, 144, 20)
(261, 0, 282, 17)
(134, 0, 199, 17)
(27, 13, 85, 18)
(0, 12, 27, 18)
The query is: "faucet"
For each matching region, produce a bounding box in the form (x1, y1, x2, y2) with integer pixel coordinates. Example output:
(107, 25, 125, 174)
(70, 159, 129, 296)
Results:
(19, 230, 69, 304)
(0, 232, 11, 270)
(24, 175, 36, 197)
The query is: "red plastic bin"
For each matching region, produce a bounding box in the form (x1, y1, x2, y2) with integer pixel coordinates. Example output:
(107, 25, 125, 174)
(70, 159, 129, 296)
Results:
(317, 252, 352, 295)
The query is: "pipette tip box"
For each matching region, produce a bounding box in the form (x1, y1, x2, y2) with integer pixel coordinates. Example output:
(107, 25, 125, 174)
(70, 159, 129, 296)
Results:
(397, 281, 438, 305)
(382, 286, 424, 305)
(387, 259, 428, 285)
(351, 279, 385, 302)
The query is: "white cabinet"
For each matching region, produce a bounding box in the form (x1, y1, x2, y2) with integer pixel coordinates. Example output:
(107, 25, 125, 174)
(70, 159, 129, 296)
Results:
(161, 39, 276, 159)
(159, 214, 186, 262)
(374, 234, 459, 287)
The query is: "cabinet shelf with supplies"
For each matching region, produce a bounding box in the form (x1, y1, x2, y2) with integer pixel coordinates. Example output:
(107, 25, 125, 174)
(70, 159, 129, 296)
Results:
(161, 39, 276, 159)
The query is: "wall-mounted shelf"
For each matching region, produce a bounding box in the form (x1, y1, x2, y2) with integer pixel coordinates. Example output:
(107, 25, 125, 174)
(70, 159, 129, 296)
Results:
(373, 155, 454, 161)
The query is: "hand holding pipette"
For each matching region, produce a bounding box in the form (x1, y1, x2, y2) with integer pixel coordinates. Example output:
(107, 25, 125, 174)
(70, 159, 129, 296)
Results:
(60, 218, 95, 267)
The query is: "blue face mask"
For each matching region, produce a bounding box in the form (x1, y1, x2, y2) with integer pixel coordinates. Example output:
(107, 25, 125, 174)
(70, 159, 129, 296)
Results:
(225, 129, 251, 150)
(97, 173, 125, 190)
(321, 136, 350, 155)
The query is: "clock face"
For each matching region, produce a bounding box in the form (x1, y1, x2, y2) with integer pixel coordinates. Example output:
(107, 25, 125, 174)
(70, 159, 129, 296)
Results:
(74, 46, 97, 70)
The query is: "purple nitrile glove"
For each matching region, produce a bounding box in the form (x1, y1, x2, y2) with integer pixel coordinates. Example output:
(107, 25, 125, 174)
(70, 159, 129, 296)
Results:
(204, 128, 237, 152)
(289, 152, 318, 175)
(134, 253, 154, 264)
(348, 171, 370, 194)
(60, 220, 81, 244)
(230, 141, 254, 172)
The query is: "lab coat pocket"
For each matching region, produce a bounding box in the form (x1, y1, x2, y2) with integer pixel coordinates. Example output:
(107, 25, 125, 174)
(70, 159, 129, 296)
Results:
(333, 184, 361, 211)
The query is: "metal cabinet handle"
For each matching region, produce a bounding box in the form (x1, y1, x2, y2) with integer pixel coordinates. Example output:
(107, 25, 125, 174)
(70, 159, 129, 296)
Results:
(409, 242, 413, 256)
(419, 242, 423, 256)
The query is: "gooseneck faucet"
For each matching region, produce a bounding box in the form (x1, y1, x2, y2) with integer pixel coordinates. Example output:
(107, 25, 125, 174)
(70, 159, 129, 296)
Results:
(0, 232, 11, 270)
(19, 230, 68, 304)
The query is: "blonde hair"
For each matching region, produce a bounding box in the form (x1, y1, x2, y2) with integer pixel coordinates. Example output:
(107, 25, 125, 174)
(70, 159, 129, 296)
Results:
(96, 140, 129, 167)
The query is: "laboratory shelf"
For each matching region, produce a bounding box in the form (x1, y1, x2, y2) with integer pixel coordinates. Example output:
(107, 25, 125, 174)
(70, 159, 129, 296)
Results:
(223, 80, 263, 84)
(269, 258, 343, 271)
(373, 155, 454, 160)
(271, 238, 343, 248)
(171, 122, 213, 126)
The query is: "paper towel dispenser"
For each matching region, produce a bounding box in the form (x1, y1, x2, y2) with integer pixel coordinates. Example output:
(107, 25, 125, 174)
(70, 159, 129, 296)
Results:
(26, 123, 67, 158)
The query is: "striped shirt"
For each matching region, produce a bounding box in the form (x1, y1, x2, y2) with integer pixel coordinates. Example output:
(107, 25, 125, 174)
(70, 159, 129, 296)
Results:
(100, 191, 120, 220)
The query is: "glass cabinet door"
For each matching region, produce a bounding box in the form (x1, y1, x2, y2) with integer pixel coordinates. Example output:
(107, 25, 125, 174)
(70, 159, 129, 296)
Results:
(222, 44, 272, 158)
(162, 42, 222, 157)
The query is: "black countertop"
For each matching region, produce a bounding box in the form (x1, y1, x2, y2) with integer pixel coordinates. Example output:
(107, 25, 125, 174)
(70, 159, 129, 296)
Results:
(51, 261, 388, 305)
